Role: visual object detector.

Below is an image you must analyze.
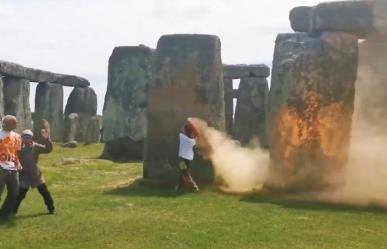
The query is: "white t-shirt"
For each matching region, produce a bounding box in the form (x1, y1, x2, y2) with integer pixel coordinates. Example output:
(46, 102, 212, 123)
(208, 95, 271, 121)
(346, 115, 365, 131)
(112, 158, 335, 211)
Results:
(0, 130, 21, 171)
(178, 133, 196, 160)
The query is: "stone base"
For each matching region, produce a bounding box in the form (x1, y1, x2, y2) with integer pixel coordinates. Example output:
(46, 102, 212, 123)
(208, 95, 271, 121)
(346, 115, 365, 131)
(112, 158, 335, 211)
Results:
(102, 138, 144, 161)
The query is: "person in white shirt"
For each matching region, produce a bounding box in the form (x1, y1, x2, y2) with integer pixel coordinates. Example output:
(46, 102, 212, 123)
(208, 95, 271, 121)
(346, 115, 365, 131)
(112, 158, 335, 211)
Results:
(0, 115, 21, 219)
(176, 123, 199, 191)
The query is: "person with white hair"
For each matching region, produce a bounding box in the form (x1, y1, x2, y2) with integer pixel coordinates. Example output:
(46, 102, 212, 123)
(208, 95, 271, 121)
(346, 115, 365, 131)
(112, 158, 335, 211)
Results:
(14, 128, 55, 214)
(0, 115, 21, 219)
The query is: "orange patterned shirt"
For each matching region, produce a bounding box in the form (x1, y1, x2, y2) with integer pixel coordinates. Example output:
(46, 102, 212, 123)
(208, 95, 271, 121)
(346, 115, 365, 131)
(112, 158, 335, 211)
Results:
(0, 130, 21, 171)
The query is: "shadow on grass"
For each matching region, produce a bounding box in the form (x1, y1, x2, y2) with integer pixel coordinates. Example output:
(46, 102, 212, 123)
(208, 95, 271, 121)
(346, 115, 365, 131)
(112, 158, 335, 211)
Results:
(105, 178, 187, 198)
(15, 212, 49, 220)
(0, 216, 17, 228)
(0, 212, 52, 228)
(99, 157, 143, 164)
(240, 192, 387, 214)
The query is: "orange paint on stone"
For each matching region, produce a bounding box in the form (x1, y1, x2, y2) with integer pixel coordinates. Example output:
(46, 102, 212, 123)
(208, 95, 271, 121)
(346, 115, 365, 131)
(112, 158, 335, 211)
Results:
(275, 90, 351, 186)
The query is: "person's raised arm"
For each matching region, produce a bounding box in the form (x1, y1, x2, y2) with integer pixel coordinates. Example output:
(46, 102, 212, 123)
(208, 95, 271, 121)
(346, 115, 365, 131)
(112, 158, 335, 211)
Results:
(35, 129, 53, 154)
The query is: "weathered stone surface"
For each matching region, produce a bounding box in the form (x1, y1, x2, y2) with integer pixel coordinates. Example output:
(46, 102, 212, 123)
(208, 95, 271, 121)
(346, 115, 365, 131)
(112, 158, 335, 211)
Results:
(373, 0, 387, 37)
(223, 64, 270, 79)
(34, 83, 63, 141)
(102, 46, 153, 160)
(64, 87, 97, 116)
(51, 74, 90, 88)
(224, 78, 234, 135)
(0, 60, 90, 87)
(354, 36, 387, 133)
(3, 77, 32, 132)
(267, 32, 358, 191)
(0, 77, 4, 118)
(289, 6, 312, 32)
(78, 113, 94, 142)
(84, 116, 100, 144)
(289, 1, 373, 37)
(230, 89, 239, 98)
(233, 78, 268, 148)
(144, 34, 224, 184)
(63, 113, 80, 143)
(64, 87, 97, 142)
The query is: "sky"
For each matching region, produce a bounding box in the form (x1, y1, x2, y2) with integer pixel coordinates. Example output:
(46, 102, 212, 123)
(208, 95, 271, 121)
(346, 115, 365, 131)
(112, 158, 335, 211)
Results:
(0, 0, 328, 114)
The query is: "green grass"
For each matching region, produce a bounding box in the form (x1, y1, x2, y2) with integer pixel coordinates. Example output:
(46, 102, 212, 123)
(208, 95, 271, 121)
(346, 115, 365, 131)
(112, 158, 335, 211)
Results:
(0, 144, 386, 249)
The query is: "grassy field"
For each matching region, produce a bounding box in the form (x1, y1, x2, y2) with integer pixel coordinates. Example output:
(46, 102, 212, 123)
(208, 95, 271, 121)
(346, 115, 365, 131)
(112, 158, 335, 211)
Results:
(0, 144, 386, 249)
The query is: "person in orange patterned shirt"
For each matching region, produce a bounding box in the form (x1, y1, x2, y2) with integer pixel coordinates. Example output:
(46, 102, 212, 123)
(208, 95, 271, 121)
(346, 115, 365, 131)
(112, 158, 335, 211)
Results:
(0, 115, 21, 219)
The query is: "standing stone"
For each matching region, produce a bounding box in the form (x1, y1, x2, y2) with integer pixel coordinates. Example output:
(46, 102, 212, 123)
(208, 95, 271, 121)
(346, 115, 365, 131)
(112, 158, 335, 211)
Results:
(354, 36, 387, 133)
(373, 0, 387, 37)
(102, 46, 153, 160)
(223, 78, 234, 135)
(233, 77, 268, 148)
(3, 77, 32, 132)
(144, 34, 224, 184)
(65, 87, 97, 116)
(64, 87, 97, 142)
(267, 32, 358, 191)
(63, 113, 80, 143)
(34, 83, 63, 141)
(84, 116, 100, 144)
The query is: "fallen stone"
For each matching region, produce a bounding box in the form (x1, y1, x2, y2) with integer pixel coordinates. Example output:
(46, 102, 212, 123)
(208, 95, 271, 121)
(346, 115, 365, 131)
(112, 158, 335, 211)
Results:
(56, 157, 99, 165)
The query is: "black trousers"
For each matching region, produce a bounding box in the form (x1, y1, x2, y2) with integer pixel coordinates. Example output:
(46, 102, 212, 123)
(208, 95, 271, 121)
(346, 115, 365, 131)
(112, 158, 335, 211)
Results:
(14, 183, 54, 213)
(0, 170, 19, 217)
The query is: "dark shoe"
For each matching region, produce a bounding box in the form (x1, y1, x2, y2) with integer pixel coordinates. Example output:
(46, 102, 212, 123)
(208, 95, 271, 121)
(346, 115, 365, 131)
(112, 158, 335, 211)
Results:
(48, 208, 55, 215)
